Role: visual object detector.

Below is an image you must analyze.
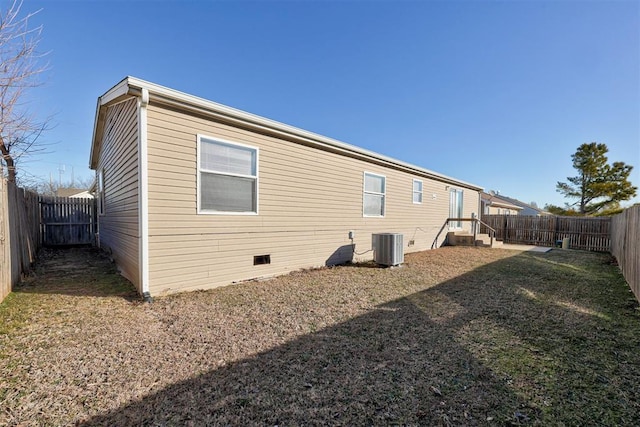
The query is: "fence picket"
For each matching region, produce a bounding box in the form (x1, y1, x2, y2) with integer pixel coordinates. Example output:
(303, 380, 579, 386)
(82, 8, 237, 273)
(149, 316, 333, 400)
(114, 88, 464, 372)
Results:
(611, 205, 640, 303)
(38, 196, 97, 246)
(480, 214, 611, 252)
(0, 179, 40, 303)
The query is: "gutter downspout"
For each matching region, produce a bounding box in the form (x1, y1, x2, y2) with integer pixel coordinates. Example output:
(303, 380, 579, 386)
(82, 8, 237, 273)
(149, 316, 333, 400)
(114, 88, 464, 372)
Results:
(138, 88, 152, 302)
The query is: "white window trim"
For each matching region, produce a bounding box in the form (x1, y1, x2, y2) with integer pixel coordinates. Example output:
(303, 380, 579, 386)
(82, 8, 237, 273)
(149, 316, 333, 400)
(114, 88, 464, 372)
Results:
(196, 134, 259, 215)
(412, 179, 423, 204)
(449, 188, 464, 230)
(363, 171, 386, 218)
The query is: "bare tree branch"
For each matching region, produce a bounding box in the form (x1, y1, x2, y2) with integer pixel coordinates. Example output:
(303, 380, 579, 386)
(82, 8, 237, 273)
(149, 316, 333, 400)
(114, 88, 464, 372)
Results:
(0, 0, 50, 182)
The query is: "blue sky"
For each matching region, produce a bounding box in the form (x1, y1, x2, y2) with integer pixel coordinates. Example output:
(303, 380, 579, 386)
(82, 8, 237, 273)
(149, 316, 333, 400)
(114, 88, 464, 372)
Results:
(15, 0, 640, 208)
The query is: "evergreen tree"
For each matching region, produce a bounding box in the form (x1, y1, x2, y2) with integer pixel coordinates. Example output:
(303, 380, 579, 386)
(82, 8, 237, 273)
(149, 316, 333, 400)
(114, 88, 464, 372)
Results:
(556, 142, 637, 215)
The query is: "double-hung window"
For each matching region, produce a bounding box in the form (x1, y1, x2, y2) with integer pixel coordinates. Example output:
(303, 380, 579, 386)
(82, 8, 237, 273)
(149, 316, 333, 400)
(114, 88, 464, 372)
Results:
(412, 179, 423, 204)
(198, 136, 258, 214)
(363, 172, 386, 217)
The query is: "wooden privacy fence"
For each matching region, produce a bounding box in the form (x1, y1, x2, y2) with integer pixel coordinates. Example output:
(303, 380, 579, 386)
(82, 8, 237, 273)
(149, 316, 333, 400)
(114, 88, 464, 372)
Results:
(39, 196, 97, 246)
(0, 178, 40, 303)
(610, 205, 640, 303)
(480, 215, 611, 251)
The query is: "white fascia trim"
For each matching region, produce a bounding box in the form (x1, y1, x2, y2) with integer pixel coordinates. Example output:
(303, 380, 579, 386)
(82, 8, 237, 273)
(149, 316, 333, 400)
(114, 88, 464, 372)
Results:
(122, 76, 483, 192)
(99, 77, 131, 106)
(492, 202, 523, 210)
(138, 88, 150, 296)
(89, 99, 103, 169)
(90, 78, 138, 169)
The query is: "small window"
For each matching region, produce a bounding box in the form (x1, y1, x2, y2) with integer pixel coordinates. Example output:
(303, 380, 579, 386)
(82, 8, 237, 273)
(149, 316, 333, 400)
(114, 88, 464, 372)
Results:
(97, 169, 105, 215)
(412, 179, 423, 204)
(363, 172, 386, 217)
(198, 136, 258, 214)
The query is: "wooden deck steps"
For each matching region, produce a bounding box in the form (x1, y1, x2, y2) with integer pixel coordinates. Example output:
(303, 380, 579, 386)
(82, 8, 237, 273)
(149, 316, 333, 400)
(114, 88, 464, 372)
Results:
(446, 231, 503, 248)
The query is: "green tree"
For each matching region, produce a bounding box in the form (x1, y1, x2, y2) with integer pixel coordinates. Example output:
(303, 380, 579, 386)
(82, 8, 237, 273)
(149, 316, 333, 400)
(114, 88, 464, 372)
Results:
(544, 204, 581, 216)
(556, 142, 637, 215)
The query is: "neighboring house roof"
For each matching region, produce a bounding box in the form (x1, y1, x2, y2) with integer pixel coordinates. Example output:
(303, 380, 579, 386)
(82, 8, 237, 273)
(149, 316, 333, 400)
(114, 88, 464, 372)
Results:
(89, 76, 483, 191)
(69, 190, 94, 199)
(497, 195, 552, 216)
(480, 192, 523, 211)
(56, 188, 93, 198)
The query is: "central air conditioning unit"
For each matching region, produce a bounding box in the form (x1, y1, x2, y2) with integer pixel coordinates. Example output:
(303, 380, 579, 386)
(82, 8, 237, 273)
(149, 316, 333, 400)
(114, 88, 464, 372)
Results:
(372, 233, 404, 266)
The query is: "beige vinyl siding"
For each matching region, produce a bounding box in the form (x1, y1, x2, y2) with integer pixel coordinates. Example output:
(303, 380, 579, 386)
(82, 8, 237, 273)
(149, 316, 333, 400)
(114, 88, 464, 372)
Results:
(146, 103, 480, 295)
(486, 206, 507, 215)
(482, 201, 522, 216)
(96, 98, 140, 291)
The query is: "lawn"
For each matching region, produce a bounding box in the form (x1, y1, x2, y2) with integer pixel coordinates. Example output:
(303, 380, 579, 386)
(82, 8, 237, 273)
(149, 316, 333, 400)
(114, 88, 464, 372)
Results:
(0, 246, 639, 426)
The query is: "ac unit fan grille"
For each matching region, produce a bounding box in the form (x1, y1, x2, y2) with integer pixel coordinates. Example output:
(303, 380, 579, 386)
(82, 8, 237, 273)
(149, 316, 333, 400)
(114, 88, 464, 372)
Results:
(372, 233, 404, 266)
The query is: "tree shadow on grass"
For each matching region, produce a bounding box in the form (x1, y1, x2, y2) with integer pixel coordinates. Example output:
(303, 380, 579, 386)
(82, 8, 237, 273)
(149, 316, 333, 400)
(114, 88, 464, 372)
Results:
(75, 249, 640, 426)
(14, 247, 139, 300)
(81, 293, 527, 426)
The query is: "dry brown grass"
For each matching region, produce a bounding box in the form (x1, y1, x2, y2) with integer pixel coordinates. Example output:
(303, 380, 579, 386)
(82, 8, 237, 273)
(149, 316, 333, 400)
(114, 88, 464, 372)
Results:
(1, 246, 639, 426)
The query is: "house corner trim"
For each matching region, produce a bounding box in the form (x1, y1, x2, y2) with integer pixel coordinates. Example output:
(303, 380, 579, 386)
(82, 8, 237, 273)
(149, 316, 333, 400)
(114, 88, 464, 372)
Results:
(138, 87, 150, 295)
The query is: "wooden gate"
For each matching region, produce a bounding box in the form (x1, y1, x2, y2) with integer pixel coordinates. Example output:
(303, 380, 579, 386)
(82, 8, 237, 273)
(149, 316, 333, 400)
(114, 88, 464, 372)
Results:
(39, 196, 97, 246)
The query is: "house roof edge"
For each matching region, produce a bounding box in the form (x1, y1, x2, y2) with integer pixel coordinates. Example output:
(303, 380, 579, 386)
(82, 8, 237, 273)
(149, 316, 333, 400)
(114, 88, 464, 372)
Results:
(90, 76, 483, 191)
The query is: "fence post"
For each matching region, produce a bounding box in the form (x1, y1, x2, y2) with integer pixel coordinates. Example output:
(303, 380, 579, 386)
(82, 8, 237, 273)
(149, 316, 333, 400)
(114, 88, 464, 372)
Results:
(503, 215, 507, 243)
(472, 213, 477, 244)
(0, 176, 9, 302)
(481, 214, 610, 251)
(92, 197, 98, 245)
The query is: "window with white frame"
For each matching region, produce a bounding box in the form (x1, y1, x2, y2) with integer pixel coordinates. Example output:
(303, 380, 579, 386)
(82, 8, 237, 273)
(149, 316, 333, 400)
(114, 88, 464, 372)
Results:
(198, 136, 258, 214)
(449, 188, 464, 229)
(412, 179, 423, 204)
(363, 172, 386, 217)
